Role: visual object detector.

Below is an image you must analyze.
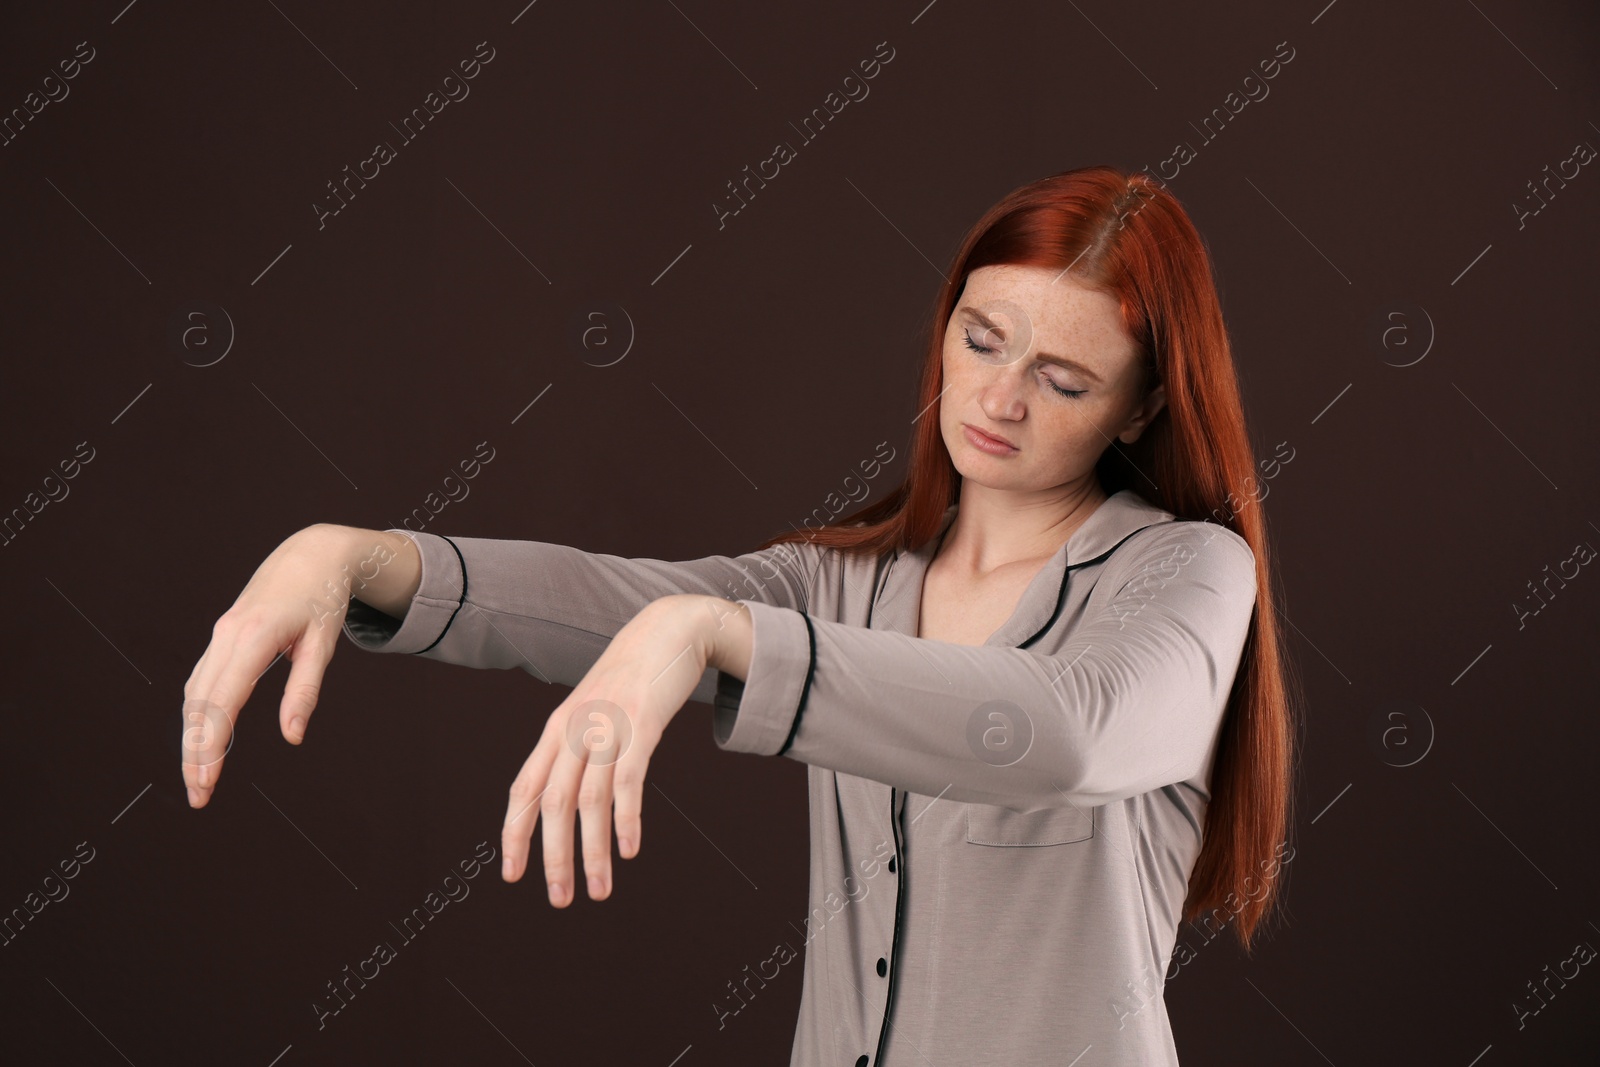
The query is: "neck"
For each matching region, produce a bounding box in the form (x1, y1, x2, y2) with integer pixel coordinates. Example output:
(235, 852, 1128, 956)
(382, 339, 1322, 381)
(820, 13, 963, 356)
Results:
(939, 477, 1109, 575)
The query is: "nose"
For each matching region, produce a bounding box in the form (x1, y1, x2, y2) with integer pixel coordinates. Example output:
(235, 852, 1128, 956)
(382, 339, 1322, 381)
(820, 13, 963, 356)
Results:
(978, 364, 1027, 422)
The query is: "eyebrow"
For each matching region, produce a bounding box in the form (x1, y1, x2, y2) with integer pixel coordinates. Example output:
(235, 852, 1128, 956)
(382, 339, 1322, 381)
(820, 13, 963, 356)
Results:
(958, 305, 1105, 384)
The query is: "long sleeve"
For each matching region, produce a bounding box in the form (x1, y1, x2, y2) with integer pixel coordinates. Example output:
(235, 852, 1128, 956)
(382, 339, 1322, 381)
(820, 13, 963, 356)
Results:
(340, 528, 820, 704)
(711, 522, 1258, 810)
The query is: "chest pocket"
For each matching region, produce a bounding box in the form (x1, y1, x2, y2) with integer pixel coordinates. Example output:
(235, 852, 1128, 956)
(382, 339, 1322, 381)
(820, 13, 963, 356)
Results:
(965, 802, 1095, 846)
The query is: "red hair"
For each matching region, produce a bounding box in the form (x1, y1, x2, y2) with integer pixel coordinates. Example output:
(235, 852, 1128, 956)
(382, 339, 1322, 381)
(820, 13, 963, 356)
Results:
(758, 165, 1300, 955)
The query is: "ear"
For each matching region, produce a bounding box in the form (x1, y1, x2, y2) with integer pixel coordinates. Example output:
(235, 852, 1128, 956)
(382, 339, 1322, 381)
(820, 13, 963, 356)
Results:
(1117, 384, 1166, 444)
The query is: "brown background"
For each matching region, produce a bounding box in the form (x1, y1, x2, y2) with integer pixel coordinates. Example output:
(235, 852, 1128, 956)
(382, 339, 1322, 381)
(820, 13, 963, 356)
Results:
(2, 0, 1598, 1063)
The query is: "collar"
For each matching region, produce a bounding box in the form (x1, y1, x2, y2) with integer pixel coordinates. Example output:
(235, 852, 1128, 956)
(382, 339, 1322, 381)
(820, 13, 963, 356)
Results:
(874, 488, 1177, 648)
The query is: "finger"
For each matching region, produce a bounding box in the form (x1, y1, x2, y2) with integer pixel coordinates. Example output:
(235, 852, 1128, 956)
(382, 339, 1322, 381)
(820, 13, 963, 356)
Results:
(577, 757, 615, 901)
(501, 718, 562, 885)
(611, 719, 657, 862)
(278, 628, 334, 745)
(184, 638, 216, 696)
(182, 618, 287, 806)
(182, 625, 240, 807)
(539, 727, 590, 908)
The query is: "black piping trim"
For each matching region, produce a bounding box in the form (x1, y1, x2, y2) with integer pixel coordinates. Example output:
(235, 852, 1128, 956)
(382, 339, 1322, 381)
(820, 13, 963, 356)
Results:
(873, 787, 907, 1066)
(1017, 522, 1168, 650)
(416, 534, 469, 655)
(776, 611, 817, 756)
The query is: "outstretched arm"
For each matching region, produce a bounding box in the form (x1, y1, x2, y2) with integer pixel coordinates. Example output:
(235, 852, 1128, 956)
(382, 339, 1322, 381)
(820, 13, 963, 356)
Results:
(705, 522, 1258, 811)
(340, 527, 821, 701)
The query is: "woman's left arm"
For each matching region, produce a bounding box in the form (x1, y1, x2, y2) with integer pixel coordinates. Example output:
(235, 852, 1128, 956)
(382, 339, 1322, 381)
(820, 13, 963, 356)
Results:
(508, 522, 1257, 908)
(706, 521, 1259, 812)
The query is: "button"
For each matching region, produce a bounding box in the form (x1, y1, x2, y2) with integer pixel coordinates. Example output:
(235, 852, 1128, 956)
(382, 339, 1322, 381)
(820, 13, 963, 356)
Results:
(855, 1057, 869, 1067)
(887, 856, 896, 873)
(876, 956, 887, 977)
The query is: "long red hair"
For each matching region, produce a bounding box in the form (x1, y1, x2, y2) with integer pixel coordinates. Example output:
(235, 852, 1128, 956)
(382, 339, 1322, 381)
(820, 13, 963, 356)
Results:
(757, 165, 1300, 955)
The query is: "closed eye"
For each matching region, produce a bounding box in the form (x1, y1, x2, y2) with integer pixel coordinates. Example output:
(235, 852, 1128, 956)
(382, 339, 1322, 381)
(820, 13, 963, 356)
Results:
(964, 330, 1085, 399)
(962, 329, 997, 356)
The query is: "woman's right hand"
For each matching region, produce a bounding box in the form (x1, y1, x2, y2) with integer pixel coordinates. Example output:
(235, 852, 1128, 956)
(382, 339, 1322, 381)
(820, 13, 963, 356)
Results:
(181, 524, 419, 808)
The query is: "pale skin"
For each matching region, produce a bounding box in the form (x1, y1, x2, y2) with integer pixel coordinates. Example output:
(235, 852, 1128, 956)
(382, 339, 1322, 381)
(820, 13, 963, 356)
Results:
(180, 263, 1165, 910)
(921, 264, 1166, 642)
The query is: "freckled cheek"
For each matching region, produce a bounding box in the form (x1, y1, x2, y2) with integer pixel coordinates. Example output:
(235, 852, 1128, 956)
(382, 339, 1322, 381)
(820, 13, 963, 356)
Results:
(941, 352, 981, 400)
(947, 347, 1008, 388)
(1033, 411, 1099, 457)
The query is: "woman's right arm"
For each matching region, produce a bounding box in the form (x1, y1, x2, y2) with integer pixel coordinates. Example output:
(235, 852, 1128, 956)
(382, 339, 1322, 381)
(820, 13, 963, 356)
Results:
(181, 523, 421, 808)
(182, 522, 821, 807)
(339, 528, 821, 693)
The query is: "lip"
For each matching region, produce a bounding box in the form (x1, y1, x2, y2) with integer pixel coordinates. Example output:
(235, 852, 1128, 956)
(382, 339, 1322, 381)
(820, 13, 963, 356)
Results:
(961, 423, 1018, 455)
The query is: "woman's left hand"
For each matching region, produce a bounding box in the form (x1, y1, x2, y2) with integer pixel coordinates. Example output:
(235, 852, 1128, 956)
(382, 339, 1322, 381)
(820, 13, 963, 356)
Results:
(499, 593, 752, 907)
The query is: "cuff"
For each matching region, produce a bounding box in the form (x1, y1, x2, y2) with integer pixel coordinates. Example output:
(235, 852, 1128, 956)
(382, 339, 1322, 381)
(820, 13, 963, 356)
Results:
(711, 600, 815, 756)
(340, 530, 469, 655)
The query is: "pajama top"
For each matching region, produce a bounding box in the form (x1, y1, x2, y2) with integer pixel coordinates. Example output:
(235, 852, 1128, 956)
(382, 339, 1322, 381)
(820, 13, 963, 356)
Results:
(340, 487, 1259, 1066)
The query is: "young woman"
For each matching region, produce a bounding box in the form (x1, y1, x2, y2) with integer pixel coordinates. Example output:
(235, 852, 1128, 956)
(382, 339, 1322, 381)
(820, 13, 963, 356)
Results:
(182, 165, 1297, 1065)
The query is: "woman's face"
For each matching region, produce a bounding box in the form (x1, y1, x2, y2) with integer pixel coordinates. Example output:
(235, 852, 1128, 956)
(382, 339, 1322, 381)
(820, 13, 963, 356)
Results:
(938, 264, 1167, 495)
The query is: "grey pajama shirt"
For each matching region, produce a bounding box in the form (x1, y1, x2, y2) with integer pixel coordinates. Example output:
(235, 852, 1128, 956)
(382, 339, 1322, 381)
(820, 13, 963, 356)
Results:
(341, 488, 1259, 1066)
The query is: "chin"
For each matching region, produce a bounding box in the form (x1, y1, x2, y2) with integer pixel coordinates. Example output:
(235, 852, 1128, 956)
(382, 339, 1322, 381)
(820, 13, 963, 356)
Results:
(952, 459, 1028, 491)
